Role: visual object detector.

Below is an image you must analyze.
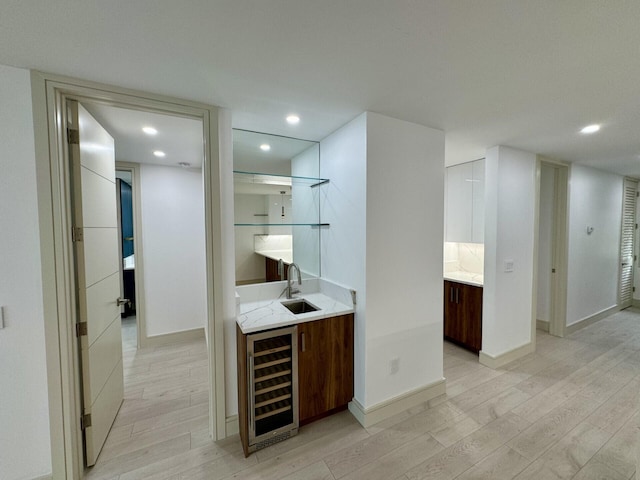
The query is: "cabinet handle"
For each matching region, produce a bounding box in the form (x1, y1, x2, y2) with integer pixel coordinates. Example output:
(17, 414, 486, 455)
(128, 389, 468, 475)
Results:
(248, 353, 255, 428)
(450, 287, 454, 303)
(456, 288, 460, 304)
(301, 332, 306, 352)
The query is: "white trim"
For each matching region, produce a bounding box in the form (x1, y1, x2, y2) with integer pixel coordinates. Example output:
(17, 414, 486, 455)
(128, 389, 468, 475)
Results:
(225, 414, 239, 437)
(348, 379, 446, 428)
(479, 342, 534, 369)
(31, 475, 53, 480)
(565, 305, 621, 335)
(536, 320, 550, 332)
(30, 71, 227, 480)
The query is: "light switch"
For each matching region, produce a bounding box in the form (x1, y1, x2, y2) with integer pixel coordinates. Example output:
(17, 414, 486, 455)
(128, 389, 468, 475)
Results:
(504, 260, 514, 273)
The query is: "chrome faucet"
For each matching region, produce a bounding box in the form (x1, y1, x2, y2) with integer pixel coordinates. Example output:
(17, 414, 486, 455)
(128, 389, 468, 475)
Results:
(286, 263, 302, 299)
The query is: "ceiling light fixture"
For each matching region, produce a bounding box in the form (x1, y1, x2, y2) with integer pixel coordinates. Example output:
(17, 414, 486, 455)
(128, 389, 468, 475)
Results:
(142, 126, 158, 135)
(260, 144, 271, 151)
(580, 124, 600, 134)
(153, 150, 166, 157)
(286, 114, 300, 125)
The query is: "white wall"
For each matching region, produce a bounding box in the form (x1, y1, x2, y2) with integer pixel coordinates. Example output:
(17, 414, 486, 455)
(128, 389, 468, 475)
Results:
(536, 163, 556, 323)
(320, 113, 368, 404)
(483, 146, 537, 357)
(139, 164, 207, 337)
(566, 164, 622, 326)
(321, 112, 445, 409)
(0, 64, 52, 479)
(365, 112, 445, 406)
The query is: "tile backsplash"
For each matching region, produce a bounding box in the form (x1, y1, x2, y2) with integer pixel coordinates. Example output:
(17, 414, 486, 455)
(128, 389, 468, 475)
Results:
(444, 242, 484, 275)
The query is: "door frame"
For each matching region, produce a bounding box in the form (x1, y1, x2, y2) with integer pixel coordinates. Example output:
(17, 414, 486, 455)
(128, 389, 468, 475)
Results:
(30, 71, 227, 479)
(534, 158, 569, 338)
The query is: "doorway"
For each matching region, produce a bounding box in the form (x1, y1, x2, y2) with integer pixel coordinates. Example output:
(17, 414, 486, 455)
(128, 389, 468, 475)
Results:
(619, 178, 638, 309)
(536, 160, 569, 337)
(32, 73, 227, 479)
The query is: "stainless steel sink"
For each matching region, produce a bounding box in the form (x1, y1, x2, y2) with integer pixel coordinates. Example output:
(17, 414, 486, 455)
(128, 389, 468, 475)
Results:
(281, 299, 320, 314)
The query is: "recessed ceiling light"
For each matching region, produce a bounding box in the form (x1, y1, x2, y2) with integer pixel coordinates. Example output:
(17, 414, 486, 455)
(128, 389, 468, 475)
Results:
(580, 124, 600, 134)
(142, 126, 158, 135)
(286, 114, 300, 125)
(153, 150, 166, 157)
(260, 144, 271, 152)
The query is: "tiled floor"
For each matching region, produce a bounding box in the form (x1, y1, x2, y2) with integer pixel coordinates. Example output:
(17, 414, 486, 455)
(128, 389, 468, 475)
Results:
(86, 310, 639, 479)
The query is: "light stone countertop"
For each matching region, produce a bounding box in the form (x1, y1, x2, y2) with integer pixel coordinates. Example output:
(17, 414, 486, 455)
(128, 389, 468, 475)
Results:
(444, 271, 484, 287)
(237, 292, 354, 334)
(254, 249, 293, 264)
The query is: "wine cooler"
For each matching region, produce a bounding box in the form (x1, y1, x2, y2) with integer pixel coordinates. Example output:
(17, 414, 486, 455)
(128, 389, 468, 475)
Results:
(246, 325, 299, 452)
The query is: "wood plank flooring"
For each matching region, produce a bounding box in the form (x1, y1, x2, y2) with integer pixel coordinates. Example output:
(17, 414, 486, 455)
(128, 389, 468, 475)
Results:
(85, 310, 639, 479)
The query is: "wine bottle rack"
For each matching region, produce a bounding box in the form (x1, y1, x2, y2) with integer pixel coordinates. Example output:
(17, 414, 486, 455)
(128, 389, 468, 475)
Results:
(246, 326, 298, 451)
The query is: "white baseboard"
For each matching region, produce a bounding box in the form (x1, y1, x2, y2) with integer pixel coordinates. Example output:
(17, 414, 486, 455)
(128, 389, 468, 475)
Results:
(348, 379, 446, 428)
(565, 305, 620, 335)
(225, 414, 239, 437)
(536, 320, 550, 332)
(140, 327, 205, 348)
(479, 342, 534, 369)
(31, 475, 52, 480)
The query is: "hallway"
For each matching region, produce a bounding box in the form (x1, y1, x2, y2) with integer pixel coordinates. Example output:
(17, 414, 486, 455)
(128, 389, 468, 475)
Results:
(86, 310, 639, 479)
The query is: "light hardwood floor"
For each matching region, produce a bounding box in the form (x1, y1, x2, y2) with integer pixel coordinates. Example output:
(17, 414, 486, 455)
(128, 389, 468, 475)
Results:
(86, 310, 639, 479)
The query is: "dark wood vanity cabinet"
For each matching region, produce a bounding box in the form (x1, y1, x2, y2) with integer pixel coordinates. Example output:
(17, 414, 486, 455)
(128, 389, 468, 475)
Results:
(297, 314, 354, 424)
(265, 257, 289, 282)
(237, 313, 354, 456)
(444, 280, 483, 353)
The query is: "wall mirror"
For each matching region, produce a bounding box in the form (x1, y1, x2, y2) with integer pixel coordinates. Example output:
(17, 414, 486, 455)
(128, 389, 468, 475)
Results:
(233, 129, 326, 285)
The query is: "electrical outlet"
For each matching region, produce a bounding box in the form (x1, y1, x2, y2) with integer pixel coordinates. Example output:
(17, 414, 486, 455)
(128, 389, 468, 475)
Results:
(389, 357, 399, 375)
(504, 259, 514, 273)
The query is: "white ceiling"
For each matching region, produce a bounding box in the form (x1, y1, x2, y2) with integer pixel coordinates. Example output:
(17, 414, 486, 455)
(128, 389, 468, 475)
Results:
(84, 103, 204, 168)
(2, 2, 640, 174)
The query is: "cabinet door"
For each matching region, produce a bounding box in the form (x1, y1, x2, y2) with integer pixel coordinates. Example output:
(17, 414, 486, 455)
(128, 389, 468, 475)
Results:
(298, 314, 354, 424)
(298, 319, 332, 423)
(443, 281, 457, 339)
(445, 163, 473, 242)
(460, 284, 483, 352)
(471, 159, 485, 243)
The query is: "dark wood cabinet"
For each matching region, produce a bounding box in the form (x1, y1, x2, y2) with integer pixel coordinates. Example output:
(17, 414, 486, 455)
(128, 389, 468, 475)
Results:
(297, 314, 354, 425)
(444, 280, 483, 353)
(237, 313, 354, 456)
(265, 257, 289, 282)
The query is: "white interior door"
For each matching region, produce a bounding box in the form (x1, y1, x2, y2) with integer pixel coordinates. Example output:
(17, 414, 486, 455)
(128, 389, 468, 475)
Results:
(69, 101, 124, 466)
(619, 178, 638, 309)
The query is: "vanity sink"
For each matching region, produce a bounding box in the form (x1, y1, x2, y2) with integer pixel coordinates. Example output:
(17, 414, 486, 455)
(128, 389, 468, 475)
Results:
(281, 299, 320, 314)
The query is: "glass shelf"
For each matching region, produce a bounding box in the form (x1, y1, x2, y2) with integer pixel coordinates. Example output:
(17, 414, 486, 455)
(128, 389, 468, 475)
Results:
(234, 223, 330, 227)
(234, 170, 329, 188)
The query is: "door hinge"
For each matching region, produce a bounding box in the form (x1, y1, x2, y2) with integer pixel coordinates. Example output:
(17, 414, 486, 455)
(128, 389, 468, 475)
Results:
(634, 287, 636, 293)
(81, 413, 92, 430)
(636, 191, 639, 198)
(76, 321, 88, 337)
(552, 268, 556, 273)
(72, 227, 83, 242)
(67, 128, 79, 145)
